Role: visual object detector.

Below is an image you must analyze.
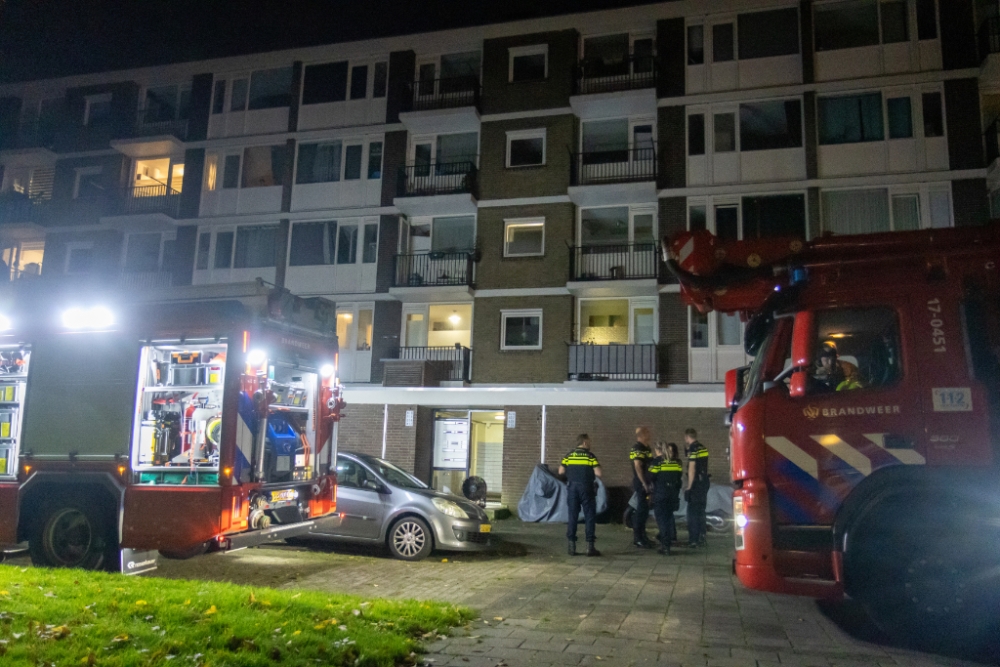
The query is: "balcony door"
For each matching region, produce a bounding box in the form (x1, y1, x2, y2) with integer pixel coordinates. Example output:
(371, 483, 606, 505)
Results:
(399, 216, 476, 286)
(335, 304, 373, 383)
(409, 133, 478, 176)
(576, 206, 656, 280)
(579, 118, 655, 180)
(400, 304, 472, 381)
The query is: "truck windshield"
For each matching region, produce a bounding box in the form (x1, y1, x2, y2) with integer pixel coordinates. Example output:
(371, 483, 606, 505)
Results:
(742, 322, 777, 404)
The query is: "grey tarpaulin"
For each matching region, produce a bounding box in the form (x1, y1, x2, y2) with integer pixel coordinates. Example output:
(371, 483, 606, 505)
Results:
(517, 464, 608, 522)
(628, 483, 733, 519)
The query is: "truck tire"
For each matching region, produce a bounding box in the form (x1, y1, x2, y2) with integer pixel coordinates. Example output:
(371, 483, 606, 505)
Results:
(29, 500, 115, 571)
(387, 516, 433, 561)
(848, 501, 999, 651)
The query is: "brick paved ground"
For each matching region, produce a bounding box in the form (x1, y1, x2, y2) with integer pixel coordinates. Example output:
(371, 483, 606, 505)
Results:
(150, 521, 997, 667)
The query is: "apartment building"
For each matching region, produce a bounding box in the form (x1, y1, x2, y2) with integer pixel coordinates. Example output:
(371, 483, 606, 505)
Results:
(0, 0, 992, 509)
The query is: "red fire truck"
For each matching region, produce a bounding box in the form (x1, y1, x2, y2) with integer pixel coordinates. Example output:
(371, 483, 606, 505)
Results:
(0, 283, 342, 573)
(665, 226, 1000, 647)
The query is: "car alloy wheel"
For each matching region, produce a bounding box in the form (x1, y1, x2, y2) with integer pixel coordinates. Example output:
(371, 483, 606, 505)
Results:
(391, 519, 429, 560)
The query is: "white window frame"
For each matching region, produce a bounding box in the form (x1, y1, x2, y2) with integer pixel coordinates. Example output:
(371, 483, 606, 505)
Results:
(576, 204, 657, 245)
(73, 166, 103, 199)
(64, 241, 95, 275)
(818, 184, 952, 233)
(83, 93, 112, 126)
(500, 309, 543, 351)
(503, 217, 545, 257)
(505, 129, 547, 168)
(508, 44, 549, 82)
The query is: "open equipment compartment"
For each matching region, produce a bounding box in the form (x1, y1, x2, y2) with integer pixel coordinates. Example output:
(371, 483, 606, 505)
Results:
(130, 339, 227, 485)
(0, 344, 30, 479)
(263, 362, 319, 484)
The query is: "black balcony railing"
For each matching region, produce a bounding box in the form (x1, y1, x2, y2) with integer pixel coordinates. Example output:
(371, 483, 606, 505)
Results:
(569, 243, 661, 281)
(570, 146, 657, 186)
(0, 195, 55, 226)
(397, 161, 478, 197)
(390, 345, 472, 382)
(575, 54, 657, 95)
(393, 251, 475, 288)
(980, 17, 1000, 62)
(112, 184, 182, 217)
(132, 109, 189, 140)
(9, 120, 56, 150)
(406, 76, 481, 112)
(987, 118, 1000, 166)
(567, 343, 661, 381)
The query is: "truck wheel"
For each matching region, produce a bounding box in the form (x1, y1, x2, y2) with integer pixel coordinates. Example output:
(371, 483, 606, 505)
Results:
(29, 500, 114, 571)
(387, 517, 433, 561)
(159, 542, 209, 560)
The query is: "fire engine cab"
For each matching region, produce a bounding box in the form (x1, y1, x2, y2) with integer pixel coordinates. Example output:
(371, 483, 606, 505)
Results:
(0, 283, 342, 573)
(665, 226, 1000, 648)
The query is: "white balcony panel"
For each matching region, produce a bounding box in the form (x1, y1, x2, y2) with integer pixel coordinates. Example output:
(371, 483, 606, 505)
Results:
(926, 137, 949, 171)
(709, 61, 738, 92)
(284, 263, 377, 295)
(0, 147, 56, 168)
(193, 266, 277, 286)
(393, 193, 477, 218)
(689, 349, 713, 383)
(570, 88, 656, 121)
(887, 138, 918, 173)
(237, 186, 283, 214)
(712, 152, 739, 184)
(291, 180, 381, 212)
(919, 40, 942, 72)
(201, 189, 236, 216)
(740, 148, 806, 182)
(686, 64, 706, 95)
(883, 42, 917, 75)
(815, 46, 881, 82)
(687, 155, 708, 186)
(297, 99, 387, 131)
(206, 108, 288, 138)
(818, 142, 887, 178)
(567, 181, 657, 208)
(398, 107, 480, 136)
(737, 55, 801, 88)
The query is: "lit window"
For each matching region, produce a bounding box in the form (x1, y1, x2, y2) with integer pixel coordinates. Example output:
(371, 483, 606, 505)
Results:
(504, 219, 545, 257)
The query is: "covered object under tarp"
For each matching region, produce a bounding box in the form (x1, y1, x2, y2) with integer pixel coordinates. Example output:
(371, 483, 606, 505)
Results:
(517, 464, 608, 522)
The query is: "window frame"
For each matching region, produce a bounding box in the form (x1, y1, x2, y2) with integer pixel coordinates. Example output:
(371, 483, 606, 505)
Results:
(508, 44, 549, 82)
(122, 231, 175, 273)
(505, 128, 547, 168)
(72, 166, 103, 199)
(500, 309, 544, 351)
(503, 217, 546, 258)
(83, 93, 112, 126)
(803, 305, 904, 396)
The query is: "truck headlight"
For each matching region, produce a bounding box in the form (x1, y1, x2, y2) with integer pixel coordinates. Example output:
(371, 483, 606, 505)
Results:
(432, 498, 469, 519)
(733, 495, 746, 551)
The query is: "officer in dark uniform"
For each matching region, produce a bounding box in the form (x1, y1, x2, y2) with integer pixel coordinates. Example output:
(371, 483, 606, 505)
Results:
(684, 428, 710, 547)
(649, 442, 683, 555)
(558, 434, 603, 557)
(630, 426, 655, 548)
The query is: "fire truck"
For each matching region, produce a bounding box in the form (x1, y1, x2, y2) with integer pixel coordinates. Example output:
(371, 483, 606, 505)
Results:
(664, 226, 1000, 647)
(0, 282, 342, 573)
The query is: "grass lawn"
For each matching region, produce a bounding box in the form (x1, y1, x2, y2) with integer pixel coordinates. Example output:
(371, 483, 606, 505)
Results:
(0, 564, 473, 666)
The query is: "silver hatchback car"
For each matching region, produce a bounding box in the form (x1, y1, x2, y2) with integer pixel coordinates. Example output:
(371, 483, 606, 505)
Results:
(310, 452, 493, 560)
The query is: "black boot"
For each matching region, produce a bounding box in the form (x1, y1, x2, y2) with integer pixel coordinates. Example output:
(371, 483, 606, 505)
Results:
(586, 542, 600, 557)
(657, 544, 672, 556)
(568, 540, 577, 556)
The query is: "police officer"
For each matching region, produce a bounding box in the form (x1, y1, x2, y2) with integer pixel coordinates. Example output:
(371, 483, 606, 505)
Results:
(649, 442, 683, 555)
(684, 428, 710, 548)
(558, 434, 602, 557)
(630, 426, 655, 548)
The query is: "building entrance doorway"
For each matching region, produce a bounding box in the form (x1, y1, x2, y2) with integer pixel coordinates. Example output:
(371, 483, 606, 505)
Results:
(431, 410, 503, 502)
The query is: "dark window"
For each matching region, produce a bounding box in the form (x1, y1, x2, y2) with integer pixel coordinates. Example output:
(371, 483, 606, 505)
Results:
(689, 205, 707, 231)
(688, 114, 706, 155)
(363, 223, 378, 263)
(881, 0, 909, 43)
(85, 97, 111, 126)
(234, 225, 279, 268)
(178, 88, 191, 120)
(738, 8, 800, 59)
(248, 67, 293, 110)
(350, 65, 368, 100)
(582, 34, 629, 78)
(633, 38, 654, 73)
(716, 205, 738, 241)
(503, 314, 541, 348)
(922, 92, 944, 137)
(713, 23, 735, 62)
(887, 97, 912, 139)
(344, 145, 363, 180)
(296, 142, 342, 184)
(124, 234, 161, 272)
(418, 63, 436, 95)
(740, 100, 802, 151)
(212, 81, 226, 114)
(916, 0, 937, 40)
(815, 0, 879, 51)
(511, 53, 546, 81)
(714, 113, 736, 152)
(337, 224, 358, 264)
(222, 155, 241, 189)
(230, 79, 248, 111)
(373, 62, 388, 98)
(509, 136, 544, 166)
(818, 93, 884, 144)
(687, 25, 705, 65)
(289, 222, 328, 266)
(742, 194, 806, 239)
(214, 231, 234, 269)
(367, 142, 383, 179)
(196, 232, 211, 270)
(302, 62, 348, 105)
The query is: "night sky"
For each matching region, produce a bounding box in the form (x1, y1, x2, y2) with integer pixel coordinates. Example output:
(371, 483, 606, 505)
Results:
(0, 0, 669, 83)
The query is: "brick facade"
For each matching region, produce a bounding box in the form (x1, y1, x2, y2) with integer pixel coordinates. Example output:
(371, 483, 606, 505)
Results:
(471, 295, 573, 384)
(475, 203, 574, 290)
(478, 115, 575, 200)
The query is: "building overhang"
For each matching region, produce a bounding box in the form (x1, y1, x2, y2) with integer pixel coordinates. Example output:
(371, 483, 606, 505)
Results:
(0, 222, 46, 241)
(0, 147, 57, 169)
(566, 278, 658, 298)
(399, 106, 481, 135)
(387, 284, 474, 303)
(99, 212, 180, 232)
(567, 180, 656, 208)
(393, 193, 478, 218)
(110, 135, 186, 159)
(570, 88, 656, 121)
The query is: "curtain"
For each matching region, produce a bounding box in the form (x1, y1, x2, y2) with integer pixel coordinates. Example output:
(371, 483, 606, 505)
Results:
(818, 93, 884, 144)
(822, 189, 889, 235)
(234, 225, 279, 268)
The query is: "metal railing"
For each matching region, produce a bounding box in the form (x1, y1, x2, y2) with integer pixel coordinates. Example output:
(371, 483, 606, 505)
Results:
(570, 146, 657, 186)
(980, 17, 1000, 62)
(117, 270, 175, 291)
(407, 76, 481, 111)
(0, 195, 54, 225)
(575, 54, 657, 95)
(9, 120, 56, 149)
(132, 109, 189, 140)
(397, 161, 478, 197)
(393, 251, 475, 288)
(389, 345, 472, 382)
(113, 184, 182, 217)
(567, 343, 662, 381)
(569, 243, 661, 281)
(987, 118, 1000, 166)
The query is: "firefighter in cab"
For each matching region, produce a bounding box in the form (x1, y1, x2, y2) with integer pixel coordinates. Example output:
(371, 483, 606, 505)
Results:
(814, 342, 862, 392)
(558, 434, 603, 557)
(684, 428, 709, 548)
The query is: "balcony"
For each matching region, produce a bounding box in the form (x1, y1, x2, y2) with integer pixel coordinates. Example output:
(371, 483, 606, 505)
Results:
(394, 161, 478, 217)
(0, 194, 55, 226)
(383, 345, 472, 386)
(575, 54, 657, 95)
(567, 343, 662, 382)
(110, 109, 188, 158)
(393, 251, 474, 289)
(568, 146, 657, 207)
(108, 184, 182, 218)
(133, 108, 189, 140)
(568, 243, 662, 288)
(399, 76, 481, 135)
(4, 121, 56, 152)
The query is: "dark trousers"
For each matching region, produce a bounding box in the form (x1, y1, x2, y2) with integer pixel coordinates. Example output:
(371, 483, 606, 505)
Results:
(653, 497, 675, 546)
(566, 483, 597, 543)
(632, 478, 650, 541)
(687, 486, 708, 544)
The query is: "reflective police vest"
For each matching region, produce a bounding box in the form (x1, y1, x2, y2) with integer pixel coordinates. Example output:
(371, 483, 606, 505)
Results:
(561, 447, 600, 486)
(687, 442, 710, 488)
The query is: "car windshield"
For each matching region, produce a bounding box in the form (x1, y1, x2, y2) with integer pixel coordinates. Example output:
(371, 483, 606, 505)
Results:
(368, 458, 428, 489)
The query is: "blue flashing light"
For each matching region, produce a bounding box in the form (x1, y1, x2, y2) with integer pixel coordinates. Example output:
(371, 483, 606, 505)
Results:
(790, 266, 809, 285)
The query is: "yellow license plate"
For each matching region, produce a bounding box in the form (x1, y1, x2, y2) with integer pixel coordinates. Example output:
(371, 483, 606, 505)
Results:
(271, 489, 297, 502)
(480, 524, 491, 533)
